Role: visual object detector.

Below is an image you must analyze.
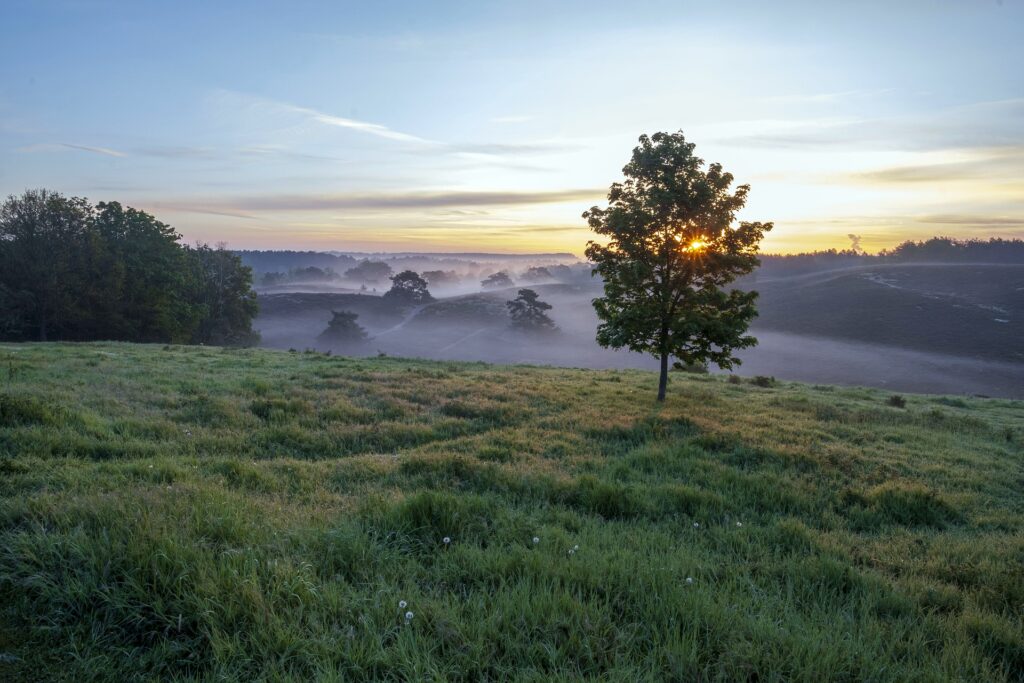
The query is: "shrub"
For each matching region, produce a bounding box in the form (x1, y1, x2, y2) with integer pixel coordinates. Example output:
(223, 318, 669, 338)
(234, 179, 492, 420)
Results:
(727, 374, 742, 384)
(750, 375, 775, 388)
(887, 395, 907, 408)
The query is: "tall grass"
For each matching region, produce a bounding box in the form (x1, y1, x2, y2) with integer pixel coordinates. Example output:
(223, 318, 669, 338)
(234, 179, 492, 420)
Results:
(1, 342, 1022, 681)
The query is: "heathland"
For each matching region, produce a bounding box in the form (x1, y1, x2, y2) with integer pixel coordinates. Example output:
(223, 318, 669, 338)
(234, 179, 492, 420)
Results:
(1, 343, 1022, 681)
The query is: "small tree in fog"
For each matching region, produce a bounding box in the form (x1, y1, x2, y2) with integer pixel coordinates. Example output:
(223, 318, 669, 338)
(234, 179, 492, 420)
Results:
(383, 270, 433, 306)
(317, 310, 367, 346)
(481, 271, 514, 290)
(585, 132, 772, 401)
(422, 270, 460, 286)
(506, 288, 556, 332)
(520, 266, 553, 283)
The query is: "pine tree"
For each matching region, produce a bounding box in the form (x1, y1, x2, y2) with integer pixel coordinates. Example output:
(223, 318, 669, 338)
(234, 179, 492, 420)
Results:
(506, 288, 556, 332)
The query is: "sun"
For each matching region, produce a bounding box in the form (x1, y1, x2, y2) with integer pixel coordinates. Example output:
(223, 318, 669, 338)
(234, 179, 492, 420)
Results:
(685, 239, 708, 252)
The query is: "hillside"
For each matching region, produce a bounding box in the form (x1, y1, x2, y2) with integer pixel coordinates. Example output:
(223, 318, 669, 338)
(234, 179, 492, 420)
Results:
(751, 263, 1024, 363)
(1, 343, 1022, 681)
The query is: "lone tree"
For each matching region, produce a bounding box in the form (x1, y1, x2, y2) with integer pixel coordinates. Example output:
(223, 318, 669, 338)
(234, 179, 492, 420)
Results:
(506, 288, 556, 331)
(383, 270, 433, 306)
(317, 310, 367, 346)
(481, 271, 514, 290)
(584, 132, 772, 401)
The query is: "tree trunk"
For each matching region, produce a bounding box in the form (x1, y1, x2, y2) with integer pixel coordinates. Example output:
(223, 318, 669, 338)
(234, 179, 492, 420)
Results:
(657, 351, 668, 402)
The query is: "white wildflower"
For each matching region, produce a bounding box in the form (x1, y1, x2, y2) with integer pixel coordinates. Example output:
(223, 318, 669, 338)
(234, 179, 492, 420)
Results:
(404, 611, 414, 622)
(532, 536, 540, 545)
(443, 536, 451, 545)
(685, 577, 694, 585)
(398, 600, 407, 609)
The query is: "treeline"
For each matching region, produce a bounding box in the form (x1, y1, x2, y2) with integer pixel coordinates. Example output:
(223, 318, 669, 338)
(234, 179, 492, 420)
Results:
(0, 190, 258, 345)
(757, 237, 1024, 277)
(879, 237, 1024, 263)
(235, 250, 356, 275)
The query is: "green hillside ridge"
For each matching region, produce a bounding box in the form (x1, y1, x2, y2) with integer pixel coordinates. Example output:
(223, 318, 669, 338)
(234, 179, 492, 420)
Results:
(1, 343, 1022, 681)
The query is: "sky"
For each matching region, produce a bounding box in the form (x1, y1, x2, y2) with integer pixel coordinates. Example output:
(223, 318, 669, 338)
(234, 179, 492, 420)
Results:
(1, 0, 1023, 255)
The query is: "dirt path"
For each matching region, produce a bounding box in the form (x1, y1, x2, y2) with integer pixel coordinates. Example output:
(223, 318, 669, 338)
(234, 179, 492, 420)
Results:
(370, 304, 429, 338)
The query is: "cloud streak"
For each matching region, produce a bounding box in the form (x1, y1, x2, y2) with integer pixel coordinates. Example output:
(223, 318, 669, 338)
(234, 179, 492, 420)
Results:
(718, 99, 1024, 152)
(18, 142, 127, 157)
(151, 188, 606, 216)
(281, 102, 433, 144)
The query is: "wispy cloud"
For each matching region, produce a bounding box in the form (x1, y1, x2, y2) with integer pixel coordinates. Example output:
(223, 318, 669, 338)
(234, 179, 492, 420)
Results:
(717, 98, 1024, 152)
(918, 214, 1024, 228)
(843, 145, 1024, 185)
(280, 102, 433, 144)
(18, 142, 127, 157)
(150, 188, 605, 216)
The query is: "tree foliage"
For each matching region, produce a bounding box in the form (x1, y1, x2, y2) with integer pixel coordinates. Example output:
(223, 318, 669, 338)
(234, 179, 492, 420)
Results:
(0, 189, 259, 345)
(506, 288, 556, 332)
(584, 132, 771, 400)
(481, 271, 514, 290)
(421, 270, 460, 286)
(345, 260, 393, 283)
(317, 310, 367, 346)
(383, 270, 433, 306)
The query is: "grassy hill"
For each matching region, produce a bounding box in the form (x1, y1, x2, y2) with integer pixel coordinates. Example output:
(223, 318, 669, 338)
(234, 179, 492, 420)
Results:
(1, 343, 1022, 681)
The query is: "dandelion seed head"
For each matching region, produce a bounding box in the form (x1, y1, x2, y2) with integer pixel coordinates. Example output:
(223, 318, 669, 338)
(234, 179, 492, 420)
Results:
(398, 600, 407, 609)
(443, 536, 451, 545)
(532, 536, 540, 545)
(693, 522, 700, 528)
(404, 611, 414, 621)
(685, 577, 694, 585)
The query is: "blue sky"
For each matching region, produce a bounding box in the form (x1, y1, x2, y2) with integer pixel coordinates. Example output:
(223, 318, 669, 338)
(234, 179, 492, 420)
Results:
(2, 0, 1022, 254)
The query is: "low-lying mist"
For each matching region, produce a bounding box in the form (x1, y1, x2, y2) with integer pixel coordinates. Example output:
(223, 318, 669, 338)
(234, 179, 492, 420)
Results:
(255, 263, 1024, 399)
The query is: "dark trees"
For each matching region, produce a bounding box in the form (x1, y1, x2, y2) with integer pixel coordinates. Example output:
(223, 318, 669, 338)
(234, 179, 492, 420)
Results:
(481, 271, 514, 290)
(422, 270, 460, 286)
(0, 190, 258, 345)
(0, 189, 92, 341)
(345, 260, 393, 284)
(187, 243, 260, 346)
(506, 288, 556, 331)
(317, 310, 368, 346)
(584, 132, 772, 401)
(383, 270, 433, 307)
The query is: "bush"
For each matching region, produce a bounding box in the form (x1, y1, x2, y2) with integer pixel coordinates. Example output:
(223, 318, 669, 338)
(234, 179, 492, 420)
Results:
(727, 375, 742, 385)
(750, 375, 775, 388)
(887, 395, 907, 408)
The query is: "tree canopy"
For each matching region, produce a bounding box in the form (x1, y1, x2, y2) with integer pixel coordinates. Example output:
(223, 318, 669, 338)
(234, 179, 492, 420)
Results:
(0, 189, 258, 345)
(383, 270, 433, 307)
(584, 132, 772, 400)
(506, 288, 556, 332)
(345, 260, 393, 283)
(481, 271, 514, 290)
(317, 310, 367, 347)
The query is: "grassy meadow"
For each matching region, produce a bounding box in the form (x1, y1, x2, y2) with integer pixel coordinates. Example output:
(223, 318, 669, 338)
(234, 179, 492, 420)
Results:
(1, 343, 1022, 681)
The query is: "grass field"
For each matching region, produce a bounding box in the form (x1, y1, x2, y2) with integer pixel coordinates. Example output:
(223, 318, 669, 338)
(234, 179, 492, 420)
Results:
(1, 343, 1022, 682)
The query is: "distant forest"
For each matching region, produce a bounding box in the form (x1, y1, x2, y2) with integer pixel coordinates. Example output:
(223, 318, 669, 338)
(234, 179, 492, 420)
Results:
(757, 237, 1024, 276)
(239, 237, 1024, 285)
